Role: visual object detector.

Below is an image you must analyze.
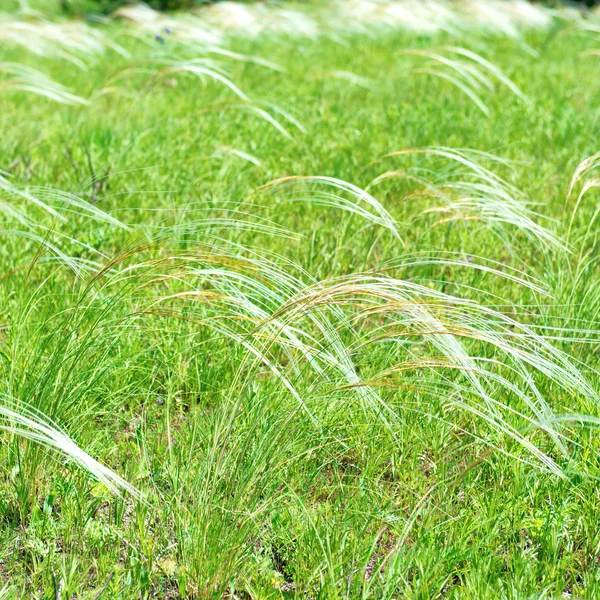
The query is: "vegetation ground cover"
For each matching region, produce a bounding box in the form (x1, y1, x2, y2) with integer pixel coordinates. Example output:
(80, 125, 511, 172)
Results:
(2, 2, 600, 598)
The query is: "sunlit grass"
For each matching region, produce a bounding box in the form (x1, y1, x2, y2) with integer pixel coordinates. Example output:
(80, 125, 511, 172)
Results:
(1, 2, 600, 599)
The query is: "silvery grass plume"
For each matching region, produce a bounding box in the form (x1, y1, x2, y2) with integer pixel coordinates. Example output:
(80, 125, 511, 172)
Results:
(147, 45, 285, 96)
(213, 146, 263, 168)
(203, 0, 454, 37)
(114, 3, 223, 47)
(256, 176, 401, 240)
(197, 101, 304, 141)
(333, 0, 459, 35)
(104, 249, 370, 422)
(106, 59, 245, 101)
(140, 43, 285, 96)
(97, 216, 596, 476)
(152, 58, 249, 100)
(193, 2, 320, 38)
(402, 47, 527, 115)
(0, 13, 128, 68)
(267, 269, 597, 475)
(567, 150, 600, 243)
(462, 0, 553, 38)
(203, 46, 284, 72)
(57, 206, 381, 424)
(570, 16, 600, 47)
(0, 398, 140, 499)
(198, 1, 259, 33)
(315, 70, 374, 90)
(0, 62, 88, 105)
(369, 147, 565, 251)
(0, 175, 128, 276)
(121, 54, 297, 137)
(335, 0, 548, 37)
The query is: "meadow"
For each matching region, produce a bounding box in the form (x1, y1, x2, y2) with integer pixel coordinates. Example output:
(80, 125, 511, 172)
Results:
(2, 1, 600, 598)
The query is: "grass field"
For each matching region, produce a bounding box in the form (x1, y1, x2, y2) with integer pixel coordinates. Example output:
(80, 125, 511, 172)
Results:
(3, 2, 600, 598)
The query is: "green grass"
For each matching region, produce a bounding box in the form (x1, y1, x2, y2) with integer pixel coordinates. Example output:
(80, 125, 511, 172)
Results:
(2, 6, 600, 599)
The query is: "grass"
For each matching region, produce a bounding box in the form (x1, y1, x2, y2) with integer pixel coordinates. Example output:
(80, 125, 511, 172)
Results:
(2, 2, 600, 598)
